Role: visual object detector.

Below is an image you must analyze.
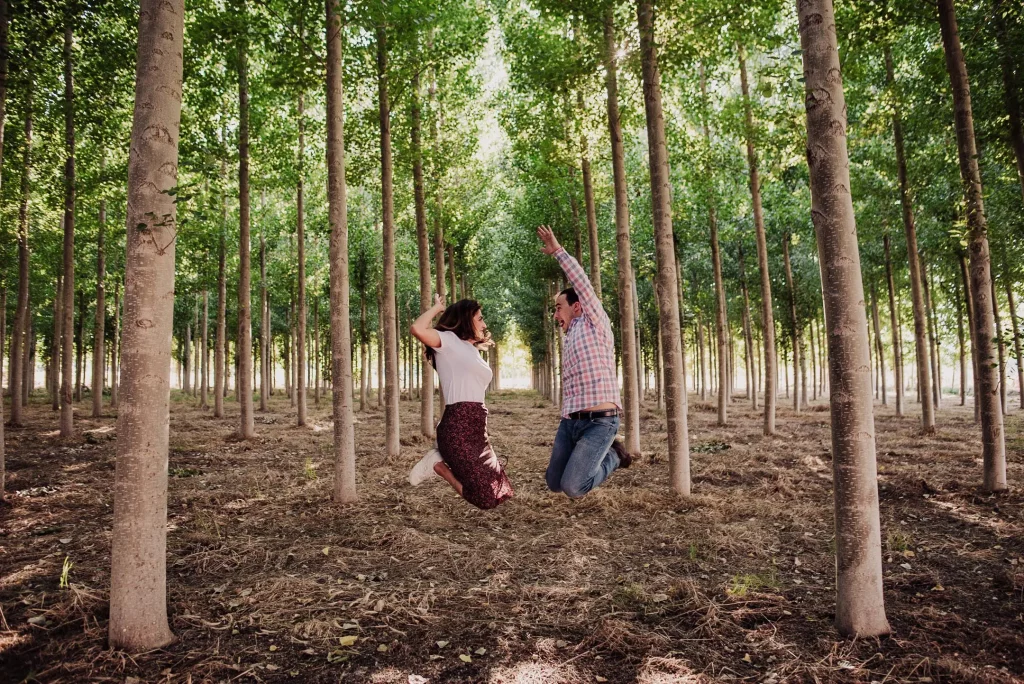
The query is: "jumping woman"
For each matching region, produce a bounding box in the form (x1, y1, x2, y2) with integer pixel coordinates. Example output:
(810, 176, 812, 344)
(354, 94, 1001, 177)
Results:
(408, 295, 514, 510)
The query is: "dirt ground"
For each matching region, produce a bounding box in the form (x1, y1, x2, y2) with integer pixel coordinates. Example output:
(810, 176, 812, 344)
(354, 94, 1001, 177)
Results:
(0, 386, 1022, 684)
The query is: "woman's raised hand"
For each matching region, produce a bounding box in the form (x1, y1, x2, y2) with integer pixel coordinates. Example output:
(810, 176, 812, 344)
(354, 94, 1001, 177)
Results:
(432, 294, 445, 312)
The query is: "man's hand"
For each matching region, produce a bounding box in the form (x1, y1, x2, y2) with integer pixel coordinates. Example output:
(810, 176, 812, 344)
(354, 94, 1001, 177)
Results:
(537, 225, 561, 256)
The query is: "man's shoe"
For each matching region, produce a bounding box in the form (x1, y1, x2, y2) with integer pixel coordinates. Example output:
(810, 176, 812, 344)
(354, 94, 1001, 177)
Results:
(409, 448, 443, 485)
(611, 436, 633, 469)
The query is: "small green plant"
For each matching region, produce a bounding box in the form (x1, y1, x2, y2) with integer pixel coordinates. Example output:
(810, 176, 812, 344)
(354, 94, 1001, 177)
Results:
(692, 441, 730, 454)
(59, 556, 73, 589)
(688, 543, 699, 561)
(304, 458, 318, 481)
(887, 529, 911, 553)
(727, 568, 779, 597)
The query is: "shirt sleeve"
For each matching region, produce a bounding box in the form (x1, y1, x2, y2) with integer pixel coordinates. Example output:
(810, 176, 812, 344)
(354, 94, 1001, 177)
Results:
(432, 330, 456, 352)
(555, 247, 611, 332)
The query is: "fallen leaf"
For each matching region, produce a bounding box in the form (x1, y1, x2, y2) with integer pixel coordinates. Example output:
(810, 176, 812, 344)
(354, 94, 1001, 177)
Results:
(374, 598, 386, 612)
(595, 677, 608, 683)
(377, 644, 388, 652)
(342, 622, 359, 630)
(555, 639, 568, 648)
(409, 676, 429, 684)
(436, 640, 449, 648)
(900, 563, 912, 570)
(651, 593, 669, 603)
(240, 588, 253, 597)
(301, 648, 316, 656)
(931, 585, 945, 592)
(323, 547, 330, 556)
(339, 635, 358, 647)
(459, 654, 472, 663)
(59, 538, 71, 544)
(265, 664, 279, 672)
(268, 645, 278, 652)
(474, 647, 487, 655)
(742, 654, 752, 663)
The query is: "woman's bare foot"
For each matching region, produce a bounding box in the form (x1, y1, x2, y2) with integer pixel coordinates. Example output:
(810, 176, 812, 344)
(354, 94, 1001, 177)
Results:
(433, 462, 463, 496)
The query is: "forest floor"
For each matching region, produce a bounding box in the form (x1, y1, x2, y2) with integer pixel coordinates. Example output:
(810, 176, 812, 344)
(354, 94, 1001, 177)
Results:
(0, 387, 1022, 684)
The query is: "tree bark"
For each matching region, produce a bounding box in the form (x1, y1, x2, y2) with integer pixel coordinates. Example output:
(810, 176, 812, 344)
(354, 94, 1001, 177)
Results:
(108, 0, 182, 650)
(327, 0, 357, 501)
(783, 233, 801, 412)
(60, 25, 80, 434)
(699, 65, 728, 425)
(377, 25, 400, 458)
(638, 0, 689, 494)
(739, 245, 757, 409)
(236, 11, 255, 439)
(359, 290, 367, 411)
(1004, 280, 1023, 410)
(215, 230, 226, 417)
(870, 285, 887, 405)
(75, 290, 84, 403)
(939, 0, 1006, 491)
(956, 275, 966, 405)
(797, 0, 889, 637)
(885, 46, 933, 431)
(92, 150, 106, 417)
(296, 93, 307, 425)
(739, 45, 776, 435)
(580, 91, 601, 299)
(314, 296, 320, 407)
(112, 280, 120, 407)
(922, 260, 941, 408)
(258, 231, 267, 411)
(602, 10, 641, 457)
(990, 275, 1006, 414)
(411, 67, 434, 437)
(10, 70, 31, 427)
(200, 288, 208, 408)
(883, 235, 904, 416)
(960, 252, 980, 419)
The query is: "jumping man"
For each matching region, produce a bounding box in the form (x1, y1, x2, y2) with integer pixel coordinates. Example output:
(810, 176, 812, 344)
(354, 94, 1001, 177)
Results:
(537, 225, 632, 499)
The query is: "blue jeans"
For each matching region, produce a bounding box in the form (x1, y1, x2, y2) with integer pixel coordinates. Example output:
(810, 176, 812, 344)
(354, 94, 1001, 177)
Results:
(546, 416, 621, 498)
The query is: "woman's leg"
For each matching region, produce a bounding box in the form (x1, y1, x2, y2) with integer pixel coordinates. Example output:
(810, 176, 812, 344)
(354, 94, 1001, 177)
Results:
(433, 461, 463, 496)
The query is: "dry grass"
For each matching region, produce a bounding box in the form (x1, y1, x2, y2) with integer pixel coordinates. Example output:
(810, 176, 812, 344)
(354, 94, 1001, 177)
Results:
(0, 387, 1021, 683)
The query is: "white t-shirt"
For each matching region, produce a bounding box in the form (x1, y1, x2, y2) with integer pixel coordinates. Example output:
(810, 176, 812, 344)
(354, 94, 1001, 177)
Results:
(431, 330, 493, 405)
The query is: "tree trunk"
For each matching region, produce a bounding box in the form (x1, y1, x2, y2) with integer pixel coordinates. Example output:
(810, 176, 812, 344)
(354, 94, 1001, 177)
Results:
(10, 71, 31, 427)
(697, 317, 706, 401)
(51, 273, 62, 411)
(939, 0, 1006, 491)
(237, 16, 255, 439)
(61, 43, 77, 433)
(92, 151, 106, 416)
(885, 46, 933, 431)
(377, 26, 400, 458)
(956, 276, 966, 405)
(797, 0, 889, 637)
(580, 92, 601, 299)
(108, 0, 182, 650)
(810, 318, 818, 402)
(960, 252, 980, 419)
(922, 261, 941, 408)
(75, 290, 84, 403)
(638, 0, 689, 494)
(739, 45, 776, 435)
(603, 9, 641, 457)
(377, 288, 383, 408)
(0, 0, 6, 484)
(783, 233, 801, 412)
(314, 296, 320, 407)
(411, 67, 434, 438)
(327, 0, 357, 502)
(990, 275, 1006, 414)
(870, 285, 888, 405)
(359, 291, 367, 412)
(699, 65, 728, 426)
(215, 230, 226, 417)
(22, 309, 31, 405)
(739, 245, 757, 409)
(294, 94, 307, 425)
(199, 288, 208, 409)
(883, 235, 904, 416)
(112, 280, 120, 407)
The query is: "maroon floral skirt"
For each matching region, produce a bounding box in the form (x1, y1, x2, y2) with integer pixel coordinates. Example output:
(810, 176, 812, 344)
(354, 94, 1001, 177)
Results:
(436, 402, 514, 510)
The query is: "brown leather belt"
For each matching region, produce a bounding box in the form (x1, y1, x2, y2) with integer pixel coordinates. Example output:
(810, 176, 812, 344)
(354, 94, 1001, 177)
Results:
(567, 409, 619, 420)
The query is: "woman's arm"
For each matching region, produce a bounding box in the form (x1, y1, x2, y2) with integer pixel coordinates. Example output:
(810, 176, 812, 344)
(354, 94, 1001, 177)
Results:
(410, 294, 446, 348)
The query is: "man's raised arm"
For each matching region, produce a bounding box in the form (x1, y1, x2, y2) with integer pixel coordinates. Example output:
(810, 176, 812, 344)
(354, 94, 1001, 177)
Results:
(537, 225, 609, 329)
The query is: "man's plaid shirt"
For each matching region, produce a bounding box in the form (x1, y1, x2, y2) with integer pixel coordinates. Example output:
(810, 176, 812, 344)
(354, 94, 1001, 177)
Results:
(555, 248, 622, 419)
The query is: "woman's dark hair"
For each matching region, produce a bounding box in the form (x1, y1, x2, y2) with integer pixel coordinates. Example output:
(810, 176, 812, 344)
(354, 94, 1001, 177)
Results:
(425, 299, 484, 366)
